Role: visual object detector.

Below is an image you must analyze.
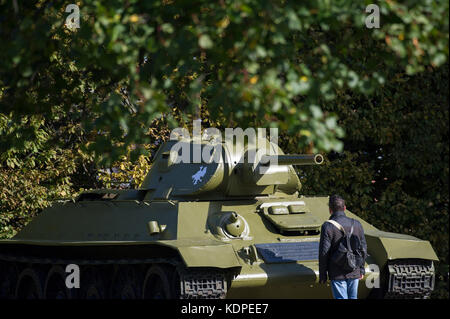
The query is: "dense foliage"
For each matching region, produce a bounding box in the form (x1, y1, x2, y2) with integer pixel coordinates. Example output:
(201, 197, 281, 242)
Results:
(0, 0, 448, 297)
(1, 0, 448, 160)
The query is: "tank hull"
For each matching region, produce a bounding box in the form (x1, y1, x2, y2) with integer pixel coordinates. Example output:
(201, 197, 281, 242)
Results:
(0, 196, 438, 299)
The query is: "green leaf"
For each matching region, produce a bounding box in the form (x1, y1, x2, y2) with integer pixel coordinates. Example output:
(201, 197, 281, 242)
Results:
(198, 34, 213, 49)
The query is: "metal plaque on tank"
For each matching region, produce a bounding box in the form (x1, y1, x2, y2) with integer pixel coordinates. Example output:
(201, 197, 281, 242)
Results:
(255, 241, 319, 263)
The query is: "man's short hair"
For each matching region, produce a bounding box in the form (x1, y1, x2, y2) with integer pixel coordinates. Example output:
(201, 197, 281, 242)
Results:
(329, 195, 345, 212)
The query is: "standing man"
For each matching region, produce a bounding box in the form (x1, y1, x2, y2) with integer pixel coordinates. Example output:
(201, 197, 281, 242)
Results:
(319, 195, 367, 299)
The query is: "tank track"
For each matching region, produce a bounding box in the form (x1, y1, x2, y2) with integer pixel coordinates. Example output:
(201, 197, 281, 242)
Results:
(179, 269, 227, 299)
(384, 259, 435, 299)
(0, 253, 229, 299)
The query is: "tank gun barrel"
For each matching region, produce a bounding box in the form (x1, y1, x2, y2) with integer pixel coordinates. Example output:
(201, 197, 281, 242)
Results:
(260, 154, 324, 166)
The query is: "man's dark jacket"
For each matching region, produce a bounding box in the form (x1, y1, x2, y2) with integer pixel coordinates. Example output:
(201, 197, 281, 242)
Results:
(319, 211, 367, 282)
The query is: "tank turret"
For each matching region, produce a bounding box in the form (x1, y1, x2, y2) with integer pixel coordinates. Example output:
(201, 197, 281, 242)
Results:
(140, 137, 323, 200)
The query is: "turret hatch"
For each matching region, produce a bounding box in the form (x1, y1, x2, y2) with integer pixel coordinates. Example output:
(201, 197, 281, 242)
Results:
(259, 201, 321, 234)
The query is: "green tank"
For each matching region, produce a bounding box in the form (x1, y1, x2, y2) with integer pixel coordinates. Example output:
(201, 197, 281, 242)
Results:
(0, 136, 438, 299)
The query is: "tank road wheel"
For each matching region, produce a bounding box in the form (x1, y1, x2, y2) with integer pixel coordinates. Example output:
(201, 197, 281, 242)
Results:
(111, 266, 142, 299)
(142, 265, 172, 299)
(0, 262, 18, 299)
(169, 267, 181, 299)
(44, 266, 73, 299)
(80, 267, 106, 299)
(15, 267, 45, 299)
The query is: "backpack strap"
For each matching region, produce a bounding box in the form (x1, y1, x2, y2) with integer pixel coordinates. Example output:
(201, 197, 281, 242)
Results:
(325, 219, 346, 234)
(347, 219, 355, 253)
(326, 219, 355, 253)
(349, 219, 354, 236)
